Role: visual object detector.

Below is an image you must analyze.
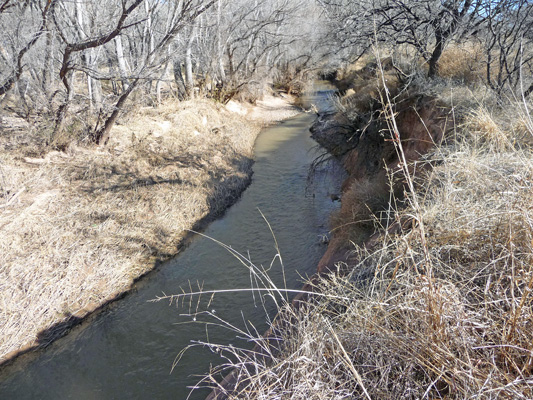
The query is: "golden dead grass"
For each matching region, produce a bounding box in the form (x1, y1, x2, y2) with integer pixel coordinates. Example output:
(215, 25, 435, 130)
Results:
(438, 42, 486, 83)
(195, 79, 533, 399)
(462, 106, 514, 150)
(0, 96, 297, 363)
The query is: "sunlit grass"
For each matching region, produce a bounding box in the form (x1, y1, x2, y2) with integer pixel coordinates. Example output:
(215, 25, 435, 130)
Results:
(188, 57, 533, 399)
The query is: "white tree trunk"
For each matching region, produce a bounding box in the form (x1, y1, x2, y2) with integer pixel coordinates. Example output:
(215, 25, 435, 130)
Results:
(115, 35, 130, 91)
(217, 0, 226, 83)
(75, 0, 94, 109)
(185, 27, 196, 98)
(90, 48, 103, 111)
(156, 60, 171, 105)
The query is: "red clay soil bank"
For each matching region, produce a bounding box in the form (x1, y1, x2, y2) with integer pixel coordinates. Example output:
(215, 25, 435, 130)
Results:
(307, 93, 451, 281)
(206, 84, 451, 399)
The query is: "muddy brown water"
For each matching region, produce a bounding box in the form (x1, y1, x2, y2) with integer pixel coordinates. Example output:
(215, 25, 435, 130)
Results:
(0, 83, 342, 400)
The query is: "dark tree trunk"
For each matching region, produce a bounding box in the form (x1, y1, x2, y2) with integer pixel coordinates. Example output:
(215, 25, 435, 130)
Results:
(93, 80, 138, 146)
(42, 27, 54, 97)
(524, 83, 533, 99)
(53, 71, 75, 137)
(173, 60, 187, 100)
(428, 36, 444, 78)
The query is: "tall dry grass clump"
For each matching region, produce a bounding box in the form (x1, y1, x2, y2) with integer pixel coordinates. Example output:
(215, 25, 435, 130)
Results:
(438, 42, 486, 83)
(195, 74, 533, 399)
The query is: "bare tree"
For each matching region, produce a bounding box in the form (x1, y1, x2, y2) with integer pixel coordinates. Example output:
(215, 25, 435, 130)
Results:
(1, 0, 327, 145)
(93, 0, 217, 144)
(188, 0, 323, 103)
(0, 0, 53, 96)
(48, 0, 217, 144)
(51, 0, 145, 135)
(318, 0, 489, 77)
(483, 0, 533, 96)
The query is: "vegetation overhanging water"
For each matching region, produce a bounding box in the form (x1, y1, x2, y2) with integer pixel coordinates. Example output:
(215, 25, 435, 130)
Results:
(0, 84, 342, 400)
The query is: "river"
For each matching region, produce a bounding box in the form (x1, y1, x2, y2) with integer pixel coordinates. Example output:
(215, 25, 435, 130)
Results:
(0, 83, 342, 400)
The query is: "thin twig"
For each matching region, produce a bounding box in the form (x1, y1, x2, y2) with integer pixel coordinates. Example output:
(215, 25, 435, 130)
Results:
(0, 187, 25, 209)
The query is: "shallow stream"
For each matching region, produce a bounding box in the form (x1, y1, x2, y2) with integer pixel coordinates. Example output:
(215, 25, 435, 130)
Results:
(0, 83, 341, 399)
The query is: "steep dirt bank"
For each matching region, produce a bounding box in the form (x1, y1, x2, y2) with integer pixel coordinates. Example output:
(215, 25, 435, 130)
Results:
(304, 73, 450, 291)
(205, 73, 452, 399)
(0, 94, 299, 365)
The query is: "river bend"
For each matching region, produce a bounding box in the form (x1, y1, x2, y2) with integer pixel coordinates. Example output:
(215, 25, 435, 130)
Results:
(0, 84, 341, 399)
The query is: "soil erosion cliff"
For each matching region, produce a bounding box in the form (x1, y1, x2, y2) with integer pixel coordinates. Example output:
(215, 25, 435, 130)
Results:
(304, 65, 451, 291)
(207, 65, 451, 399)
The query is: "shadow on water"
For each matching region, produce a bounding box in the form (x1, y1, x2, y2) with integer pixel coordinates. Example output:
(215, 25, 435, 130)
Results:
(0, 82, 343, 400)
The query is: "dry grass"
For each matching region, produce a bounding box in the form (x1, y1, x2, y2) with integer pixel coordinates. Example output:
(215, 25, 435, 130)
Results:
(438, 42, 486, 83)
(329, 175, 391, 245)
(192, 73, 533, 399)
(0, 95, 298, 363)
(462, 106, 512, 149)
(460, 99, 533, 151)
